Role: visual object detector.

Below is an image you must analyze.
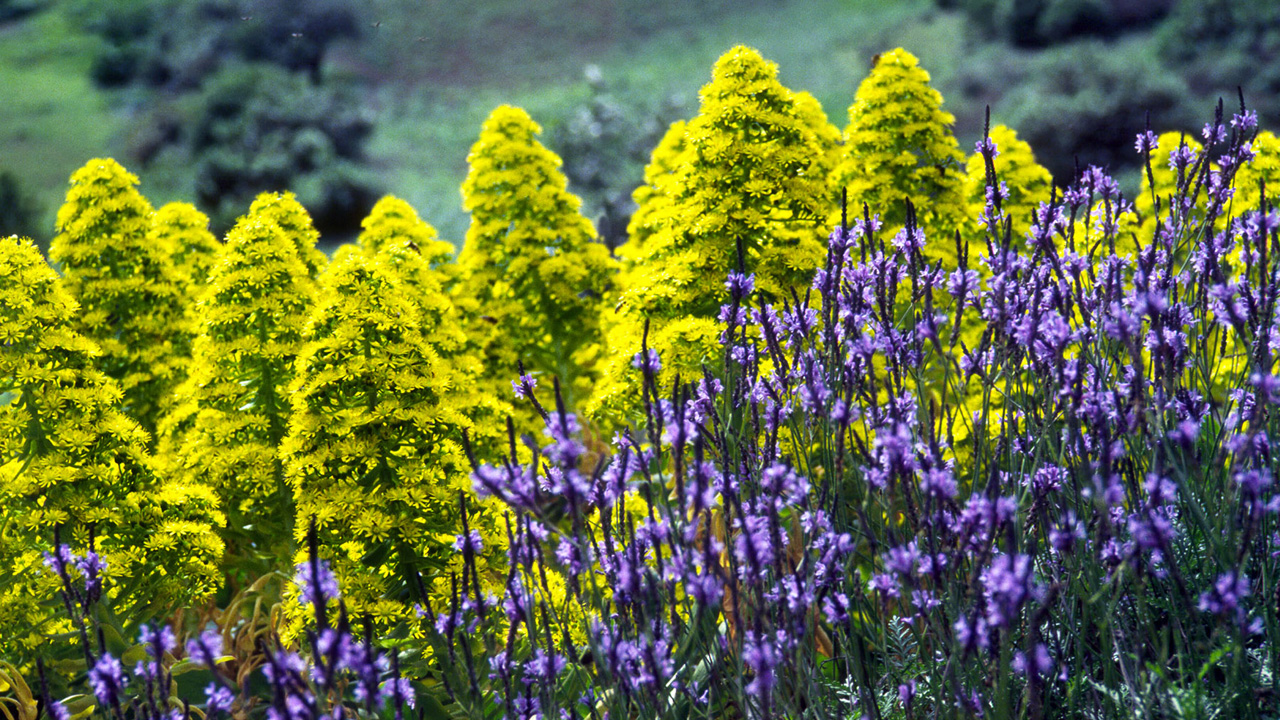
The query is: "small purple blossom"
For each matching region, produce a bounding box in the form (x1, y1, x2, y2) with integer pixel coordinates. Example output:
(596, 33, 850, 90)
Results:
(295, 557, 340, 605)
(88, 653, 127, 707)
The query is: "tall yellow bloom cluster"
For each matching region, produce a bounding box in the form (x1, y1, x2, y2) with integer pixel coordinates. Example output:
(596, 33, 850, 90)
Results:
(593, 45, 835, 424)
(457, 105, 618, 416)
(283, 251, 506, 631)
(49, 159, 190, 437)
(0, 235, 222, 657)
(833, 48, 967, 264)
(160, 199, 319, 572)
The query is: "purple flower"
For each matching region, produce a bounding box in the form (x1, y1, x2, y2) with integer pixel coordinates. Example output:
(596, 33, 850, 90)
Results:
(1203, 121, 1228, 144)
(742, 630, 781, 700)
(725, 270, 755, 300)
(453, 530, 483, 556)
(205, 683, 235, 716)
(88, 653, 127, 707)
(524, 649, 567, 684)
(185, 630, 224, 667)
(294, 557, 340, 605)
(511, 373, 537, 399)
(632, 347, 661, 373)
(1012, 644, 1054, 678)
(899, 679, 918, 709)
(140, 623, 177, 657)
(868, 573, 899, 600)
(919, 466, 957, 500)
(1232, 109, 1259, 133)
(1198, 571, 1250, 623)
(981, 554, 1037, 628)
(380, 677, 416, 710)
(1134, 130, 1158, 155)
(73, 550, 105, 601)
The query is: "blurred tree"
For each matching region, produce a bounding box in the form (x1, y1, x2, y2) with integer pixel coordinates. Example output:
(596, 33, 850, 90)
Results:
(71, 0, 359, 90)
(189, 63, 378, 236)
(549, 66, 691, 251)
(0, 170, 41, 242)
(943, 0, 1174, 46)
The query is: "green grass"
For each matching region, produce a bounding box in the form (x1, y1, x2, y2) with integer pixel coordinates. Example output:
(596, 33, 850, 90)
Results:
(0, 8, 122, 242)
(367, 0, 937, 242)
(0, 0, 1009, 247)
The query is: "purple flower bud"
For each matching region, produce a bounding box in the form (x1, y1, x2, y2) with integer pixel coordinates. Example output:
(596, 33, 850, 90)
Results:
(1232, 109, 1258, 133)
(454, 530, 483, 555)
(205, 683, 235, 716)
(725, 270, 755, 300)
(512, 373, 537, 399)
(899, 679, 918, 709)
(1134, 130, 1159, 155)
(185, 630, 224, 667)
(294, 558, 340, 605)
(981, 553, 1037, 629)
(742, 631, 782, 699)
(88, 653, 127, 707)
(1198, 571, 1251, 625)
(632, 347, 661, 373)
(1012, 643, 1054, 678)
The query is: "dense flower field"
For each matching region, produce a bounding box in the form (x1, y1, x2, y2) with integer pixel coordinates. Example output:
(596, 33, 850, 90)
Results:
(4, 43, 1280, 720)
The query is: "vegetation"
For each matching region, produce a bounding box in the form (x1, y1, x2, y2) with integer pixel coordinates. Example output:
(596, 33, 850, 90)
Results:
(6, 9, 1280, 719)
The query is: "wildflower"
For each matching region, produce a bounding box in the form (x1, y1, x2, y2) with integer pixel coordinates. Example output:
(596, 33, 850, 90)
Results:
(1012, 644, 1054, 678)
(632, 347, 661, 373)
(1134, 129, 1159, 155)
(88, 653, 127, 707)
(205, 684, 235, 716)
(512, 373, 537, 399)
(742, 630, 782, 699)
(185, 630, 224, 667)
(295, 558, 340, 605)
(1198, 572, 1250, 616)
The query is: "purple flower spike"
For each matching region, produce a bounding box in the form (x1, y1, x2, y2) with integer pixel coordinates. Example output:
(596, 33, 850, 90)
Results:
(632, 347, 661, 373)
(511, 373, 537, 399)
(295, 557, 340, 605)
(726, 270, 755, 301)
(742, 631, 780, 700)
(88, 653, 127, 707)
(185, 630, 224, 667)
(205, 684, 235, 716)
(1134, 130, 1158, 155)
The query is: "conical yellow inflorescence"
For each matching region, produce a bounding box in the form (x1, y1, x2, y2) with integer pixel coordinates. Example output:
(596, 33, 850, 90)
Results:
(832, 48, 967, 267)
(592, 45, 834, 425)
(160, 198, 319, 571)
(456, 105, 618, 418)
(0, 235, 222, 658)
(282, 251, 507, 634)
(49, 159, 191, 438)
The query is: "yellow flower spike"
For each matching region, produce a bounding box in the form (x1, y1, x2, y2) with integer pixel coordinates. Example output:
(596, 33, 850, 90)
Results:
(49, 159, 190, 437)
(157, 205, 318, 572)
(456, 105, 617, 427)
(0, 235, 222, 660)
(281, 250, 508, 641)
(591, 45, 833, 428)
